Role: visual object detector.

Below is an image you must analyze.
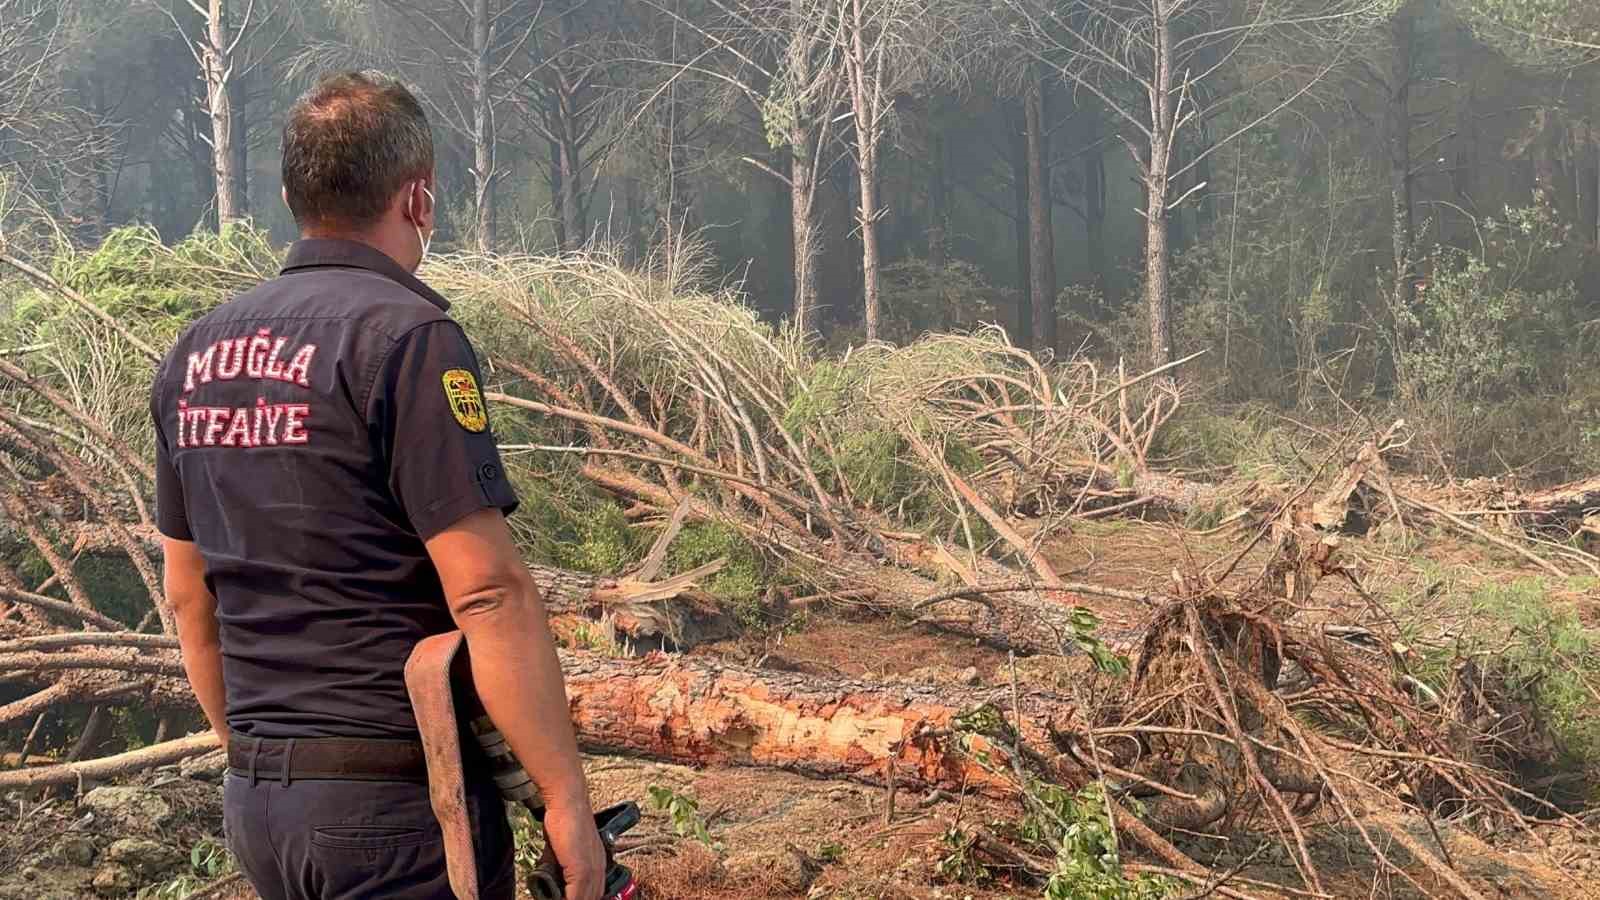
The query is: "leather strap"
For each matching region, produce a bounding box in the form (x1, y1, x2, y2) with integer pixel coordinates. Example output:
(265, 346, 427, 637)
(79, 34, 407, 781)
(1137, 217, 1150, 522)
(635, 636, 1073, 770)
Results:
(405, 631, 478, 900)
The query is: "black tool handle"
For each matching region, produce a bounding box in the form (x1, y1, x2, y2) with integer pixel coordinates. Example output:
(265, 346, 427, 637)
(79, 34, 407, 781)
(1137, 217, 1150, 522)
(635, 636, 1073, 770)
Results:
(527, 802, 640, 900)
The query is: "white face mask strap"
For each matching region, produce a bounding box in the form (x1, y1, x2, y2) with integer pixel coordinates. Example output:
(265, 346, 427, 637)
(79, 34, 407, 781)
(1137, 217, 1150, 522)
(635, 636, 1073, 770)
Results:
(413, 183, 434, 263)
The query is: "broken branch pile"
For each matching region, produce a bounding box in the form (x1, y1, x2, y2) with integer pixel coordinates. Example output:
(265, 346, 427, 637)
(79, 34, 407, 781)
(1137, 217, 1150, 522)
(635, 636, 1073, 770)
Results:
(2, 232, 1596, 897)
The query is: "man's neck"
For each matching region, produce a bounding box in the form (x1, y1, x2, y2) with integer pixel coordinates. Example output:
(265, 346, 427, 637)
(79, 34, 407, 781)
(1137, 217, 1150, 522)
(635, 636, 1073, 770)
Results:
(299, 227, 419, 273)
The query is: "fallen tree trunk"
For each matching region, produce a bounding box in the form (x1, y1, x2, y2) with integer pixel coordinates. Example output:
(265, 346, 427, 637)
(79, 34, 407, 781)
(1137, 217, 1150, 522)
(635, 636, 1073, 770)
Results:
(0, 650, 1079, 797)
(562, 651, 1079, 796)
(0, 731, 219, 790)
(1485, 474, 1600, 534)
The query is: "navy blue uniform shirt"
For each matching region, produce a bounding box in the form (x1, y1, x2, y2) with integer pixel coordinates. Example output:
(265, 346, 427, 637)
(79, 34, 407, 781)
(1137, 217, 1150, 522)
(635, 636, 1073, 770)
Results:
(150, 238, 519, 739)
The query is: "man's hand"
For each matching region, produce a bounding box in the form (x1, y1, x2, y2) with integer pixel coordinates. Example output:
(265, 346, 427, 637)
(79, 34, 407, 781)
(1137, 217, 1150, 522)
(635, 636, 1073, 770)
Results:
(161, 537, 230, 750)
(544, 795, 607, 900)
(425, 507, 603, 900)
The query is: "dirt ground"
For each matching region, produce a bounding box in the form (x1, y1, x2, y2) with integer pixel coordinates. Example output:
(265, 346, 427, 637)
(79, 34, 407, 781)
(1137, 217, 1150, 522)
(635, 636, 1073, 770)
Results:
(3, 518, 1598, 899)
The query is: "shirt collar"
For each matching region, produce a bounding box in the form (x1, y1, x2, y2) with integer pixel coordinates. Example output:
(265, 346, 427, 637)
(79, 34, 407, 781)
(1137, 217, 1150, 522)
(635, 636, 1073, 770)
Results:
(280, 238, 451, 312)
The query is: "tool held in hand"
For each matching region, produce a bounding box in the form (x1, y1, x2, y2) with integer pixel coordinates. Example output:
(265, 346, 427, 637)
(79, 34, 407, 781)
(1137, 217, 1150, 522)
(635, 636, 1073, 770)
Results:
(405, 631, 642, 900)
(469, 712, 641, 900)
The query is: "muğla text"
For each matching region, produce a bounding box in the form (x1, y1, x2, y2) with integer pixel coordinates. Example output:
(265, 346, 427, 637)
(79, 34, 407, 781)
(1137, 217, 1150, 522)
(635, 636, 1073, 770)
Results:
(177, 328, 316, 448)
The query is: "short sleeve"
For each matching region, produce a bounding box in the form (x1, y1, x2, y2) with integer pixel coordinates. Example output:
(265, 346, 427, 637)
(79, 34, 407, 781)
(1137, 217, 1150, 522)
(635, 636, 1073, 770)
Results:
(371, 321, 519, 540)
(152, 389, 193, 541)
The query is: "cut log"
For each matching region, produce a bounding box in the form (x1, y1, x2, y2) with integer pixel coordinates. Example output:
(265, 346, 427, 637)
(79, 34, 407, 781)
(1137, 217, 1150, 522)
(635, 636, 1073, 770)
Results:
(1510, 474, 1600, 531)
(562, 651, 1082, 796)
(0, 731, 219, 790)
(0, 651, 1084, 797)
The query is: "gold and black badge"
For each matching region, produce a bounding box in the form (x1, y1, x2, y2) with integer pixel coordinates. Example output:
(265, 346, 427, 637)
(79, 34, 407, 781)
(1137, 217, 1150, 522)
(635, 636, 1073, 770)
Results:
(442, 368, 488, 433)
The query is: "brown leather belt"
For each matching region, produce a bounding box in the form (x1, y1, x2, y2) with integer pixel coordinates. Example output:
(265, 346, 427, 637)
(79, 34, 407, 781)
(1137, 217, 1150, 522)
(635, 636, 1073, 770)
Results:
(226, 736, 429, 783)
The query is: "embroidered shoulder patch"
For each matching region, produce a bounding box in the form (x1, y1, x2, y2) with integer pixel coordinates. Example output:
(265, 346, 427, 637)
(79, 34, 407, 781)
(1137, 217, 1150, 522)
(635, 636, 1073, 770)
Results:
(442, 368, 488, 433)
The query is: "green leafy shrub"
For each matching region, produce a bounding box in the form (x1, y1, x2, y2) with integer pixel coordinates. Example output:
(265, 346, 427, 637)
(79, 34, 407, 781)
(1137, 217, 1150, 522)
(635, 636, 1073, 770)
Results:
(1388, 196, 1587, 473)
(1032, 784, 1175, 900)
(134, 837, 235, 900)
(647, 785, 719, 850)
(878, 259, 1006, 343)
(667, 521, 764, 621)
(555, 501, 642, 575)
(1401, 572, 1600, 770)
(1462, 579, 1600, 766)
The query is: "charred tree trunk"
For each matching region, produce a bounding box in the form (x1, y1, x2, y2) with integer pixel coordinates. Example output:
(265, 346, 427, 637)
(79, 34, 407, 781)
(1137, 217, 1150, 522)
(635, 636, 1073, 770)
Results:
(471, 0, 496, 252)
(548, 127, 569, 251)
(928, 129, 947, 272)
(1387, 5, 1416, 312)
(182, 100, 214, 224)
(1142, 1, 1176, 371)
(790, 126, 822, 337)
(228, 68, 249, 218)
(1083, 105, 1107, 300)
(844, 0, 884, 343)
(1010, 106, 1034, 348)
(557, 133, 583, 250)
(1026, 73, 1057, 355)
(554, 9, 586, 251)
(203, 0, 240, 226)
(66, 705, 109, 762)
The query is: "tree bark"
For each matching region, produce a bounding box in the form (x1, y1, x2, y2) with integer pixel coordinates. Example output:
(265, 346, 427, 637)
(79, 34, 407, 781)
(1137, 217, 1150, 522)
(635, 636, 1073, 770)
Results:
(548, 124, 569, 251)
(845, 0, 883, 342)
(557, 131, 584, 250)
(1387, 4, 1416, 312)
(1026, 73, 1057, 355)
(0, 657, 1078, 797)
(562, 651, 1079, 796)
(183, 100, 215, 224)
(1143, 2, 1176, 371)
(790, 129, 821, 337)
(203, 0, 240, 226)
(66, 705, 110, 762)
(857, 148, 883, 343)
(928, 129, 947, 272)
(1010, 106, 1033, 348)
(471, 0, 496, 251)
(553, 8, 586, 251)
(1083, 104, 1107, 299)
(1144, 185, 1172, 371)
(228, 67, 249, 218)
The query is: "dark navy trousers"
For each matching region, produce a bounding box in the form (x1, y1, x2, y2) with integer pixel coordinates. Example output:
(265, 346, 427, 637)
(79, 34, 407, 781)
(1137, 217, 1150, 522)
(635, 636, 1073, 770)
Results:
(223, 771, 516, 899)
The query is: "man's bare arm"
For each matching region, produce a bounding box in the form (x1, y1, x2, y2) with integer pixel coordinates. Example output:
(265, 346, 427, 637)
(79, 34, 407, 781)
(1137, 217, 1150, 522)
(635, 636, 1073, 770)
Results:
(425, 507, 604, 900)
(162, 537, 229, 749)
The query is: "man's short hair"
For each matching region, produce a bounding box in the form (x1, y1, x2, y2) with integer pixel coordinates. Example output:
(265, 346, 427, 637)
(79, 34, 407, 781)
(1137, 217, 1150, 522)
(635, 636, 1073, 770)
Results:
(282, 71, 433, 230)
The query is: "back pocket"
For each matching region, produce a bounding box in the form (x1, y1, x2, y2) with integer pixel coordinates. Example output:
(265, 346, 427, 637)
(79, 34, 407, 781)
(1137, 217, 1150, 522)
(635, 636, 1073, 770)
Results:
(311, 825, 436, 850)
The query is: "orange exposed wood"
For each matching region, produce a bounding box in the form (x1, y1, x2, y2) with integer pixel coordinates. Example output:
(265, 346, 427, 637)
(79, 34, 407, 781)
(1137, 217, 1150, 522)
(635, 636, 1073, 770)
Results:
(561, 652, 1081, 796)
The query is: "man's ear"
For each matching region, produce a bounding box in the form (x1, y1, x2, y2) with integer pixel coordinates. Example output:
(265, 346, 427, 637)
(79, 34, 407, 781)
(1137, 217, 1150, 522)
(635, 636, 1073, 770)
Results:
(418, 177, 436, 227)
(406, 181, 427, 228)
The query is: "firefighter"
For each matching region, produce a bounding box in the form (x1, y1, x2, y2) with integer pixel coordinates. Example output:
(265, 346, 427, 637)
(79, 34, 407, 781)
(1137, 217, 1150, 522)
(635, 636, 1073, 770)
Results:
(151, 70, 605, 900)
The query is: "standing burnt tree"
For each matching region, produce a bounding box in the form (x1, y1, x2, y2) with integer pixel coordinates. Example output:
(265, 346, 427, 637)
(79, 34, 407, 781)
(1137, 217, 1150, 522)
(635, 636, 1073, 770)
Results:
(0, 0, 65, 181)
(510, 0, 628, 253)
(1000, 0, 1396, 370)
(834, 0, 934, 342)
(160, 0, 286, 226)
(647, 0, 842, 335)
